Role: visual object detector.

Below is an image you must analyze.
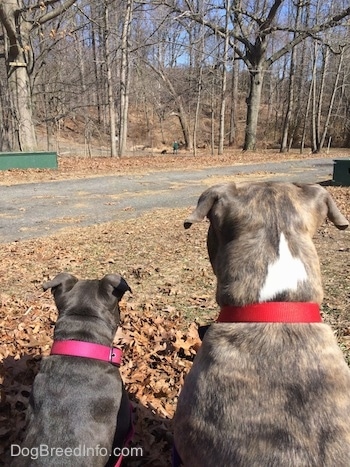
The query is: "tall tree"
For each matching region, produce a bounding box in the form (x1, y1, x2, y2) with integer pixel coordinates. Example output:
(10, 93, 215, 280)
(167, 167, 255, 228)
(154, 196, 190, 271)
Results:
(217, 0, 231, 155)
(280, 1, 302, 153)
(0, 0, 76, 151)
(118, 0, 134, 156)
(104, 0, 117, 157)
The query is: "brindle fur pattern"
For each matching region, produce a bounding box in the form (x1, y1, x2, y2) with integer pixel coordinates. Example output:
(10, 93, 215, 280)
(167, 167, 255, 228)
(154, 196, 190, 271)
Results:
(174, 182, 350, 467)
(14, 273, 132, 467)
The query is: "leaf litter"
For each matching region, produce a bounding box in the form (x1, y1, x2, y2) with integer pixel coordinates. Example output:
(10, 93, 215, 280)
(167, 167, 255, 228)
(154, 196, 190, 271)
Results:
(0, 156, 349, 466)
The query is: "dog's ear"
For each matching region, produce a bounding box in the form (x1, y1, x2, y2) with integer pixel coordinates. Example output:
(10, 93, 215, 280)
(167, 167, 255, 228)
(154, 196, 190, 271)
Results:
(297, 184, 349, 230)
(100, 274, 132, 300)
(43, 273, 78, 293)
(198, 324, 211, 341)
(184, 184, 236, 229)
(324, 191, 348, 229)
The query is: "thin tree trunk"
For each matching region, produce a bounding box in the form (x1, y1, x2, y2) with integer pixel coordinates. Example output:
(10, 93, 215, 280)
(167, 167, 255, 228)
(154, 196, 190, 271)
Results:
(91, 19, 102, 124)
(313, 46, 328, 152)
(280, 3, 301, 153)
(229, 48, 239, 147)
(193, 65, 203, 157)
(119, 0, 133, 157)
(300, 44, 317, 153)
(311, 43, 318, 152)
(280, 57, 295, 152)
(0, 77, 11, 151)
(104, 2, 117, 157)
(318, 48, 344, 151)
(218, 0, 230, 155)
(210, 69, 216, 155)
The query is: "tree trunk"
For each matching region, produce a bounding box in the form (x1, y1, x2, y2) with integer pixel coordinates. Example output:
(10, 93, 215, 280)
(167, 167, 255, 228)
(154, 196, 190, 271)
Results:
(243, 69, 264, 151)
(218, 0, 230, 155)
(280, 56, 295, 152)
(210, 69, 216, 155)
(193, 65, 203, 157)
(229, 48, 239, 147)
(7, 63, 37, 151)
(300, 44, 316, 154)
(0, 0, 37, 151)
(104, 3, 117, 157)
(0, 79, 12, 151)
(119, 0, 133, 157)
(91, 17, 102, 125)
(318, 48, 344, 151)
(175, 100, 192, 150)
(0, 0, 76, 152)
(311, 43, 318, 153)
(280, 2, 302, 153)
(313, 45, 328, 152)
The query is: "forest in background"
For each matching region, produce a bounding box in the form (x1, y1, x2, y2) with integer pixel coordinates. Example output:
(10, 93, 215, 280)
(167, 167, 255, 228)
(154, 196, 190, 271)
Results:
(1, 0, 350, 156)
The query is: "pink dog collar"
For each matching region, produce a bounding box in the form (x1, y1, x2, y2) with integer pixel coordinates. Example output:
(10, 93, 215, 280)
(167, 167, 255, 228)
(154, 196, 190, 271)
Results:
(50, 340, 123, 366)
(218, 302, 322, 323)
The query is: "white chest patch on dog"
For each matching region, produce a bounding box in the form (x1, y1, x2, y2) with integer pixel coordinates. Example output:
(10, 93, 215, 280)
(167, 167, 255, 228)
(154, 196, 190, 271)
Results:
(259, 233, 308, 302)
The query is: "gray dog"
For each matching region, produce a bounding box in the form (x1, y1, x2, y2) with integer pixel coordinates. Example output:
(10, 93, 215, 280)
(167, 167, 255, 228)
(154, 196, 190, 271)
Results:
(13, 273, 132, 467)
(173, 182, 350, 467)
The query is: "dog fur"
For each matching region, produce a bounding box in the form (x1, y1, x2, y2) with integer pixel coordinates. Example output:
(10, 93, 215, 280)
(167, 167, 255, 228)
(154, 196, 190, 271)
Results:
(14, 273, 132, 467)
(174, 182, 350, 467)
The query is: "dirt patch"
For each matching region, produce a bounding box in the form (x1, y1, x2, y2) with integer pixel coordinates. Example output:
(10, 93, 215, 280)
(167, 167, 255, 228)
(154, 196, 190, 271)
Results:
(0, 155, 349, 466)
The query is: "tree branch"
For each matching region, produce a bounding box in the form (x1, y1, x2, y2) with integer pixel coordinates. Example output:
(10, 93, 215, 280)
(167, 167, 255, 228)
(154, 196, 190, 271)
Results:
(33, 0, 77, 26)
(267, 5, 350, 66)
(0, 3, 20, 57)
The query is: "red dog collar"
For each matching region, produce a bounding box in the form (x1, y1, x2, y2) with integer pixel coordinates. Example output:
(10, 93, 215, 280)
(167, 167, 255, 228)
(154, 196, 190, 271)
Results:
(218, 302, 322, 323)
(50, 340, 123, 366)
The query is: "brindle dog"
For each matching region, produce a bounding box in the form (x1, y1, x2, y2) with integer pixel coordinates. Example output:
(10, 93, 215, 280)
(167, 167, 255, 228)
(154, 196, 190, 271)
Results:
(174, 182, 350, 467)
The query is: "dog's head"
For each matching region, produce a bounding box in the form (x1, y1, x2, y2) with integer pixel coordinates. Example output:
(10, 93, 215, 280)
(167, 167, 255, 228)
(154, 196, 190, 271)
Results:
(43, 273, 132, 342)
(184, 182, 348, 306)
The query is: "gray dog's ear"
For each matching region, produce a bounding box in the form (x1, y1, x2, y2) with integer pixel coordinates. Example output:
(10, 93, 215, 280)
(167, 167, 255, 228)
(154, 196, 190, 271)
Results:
(324, 191, 348, 230)
(43, 273, 79, 292)
(184, 184, 235, 229)
(298, 184, 349, 230)
(100, 274, 132, 300)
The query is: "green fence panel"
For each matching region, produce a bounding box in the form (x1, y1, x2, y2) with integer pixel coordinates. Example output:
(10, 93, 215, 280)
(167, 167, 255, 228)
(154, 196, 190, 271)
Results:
(0, 152, 58, 170)
(332, 159, 350, 186)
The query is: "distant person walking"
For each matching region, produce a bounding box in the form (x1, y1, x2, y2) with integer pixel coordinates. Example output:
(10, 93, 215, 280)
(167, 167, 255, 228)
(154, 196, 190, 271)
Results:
(173, 141, 179, 155)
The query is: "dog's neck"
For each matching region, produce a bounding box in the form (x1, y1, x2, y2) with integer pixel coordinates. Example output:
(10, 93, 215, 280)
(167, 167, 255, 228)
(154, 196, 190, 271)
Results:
(54, 312, 118, 347)
(217, 302, 322, 323)
(214, 231, 323, 306)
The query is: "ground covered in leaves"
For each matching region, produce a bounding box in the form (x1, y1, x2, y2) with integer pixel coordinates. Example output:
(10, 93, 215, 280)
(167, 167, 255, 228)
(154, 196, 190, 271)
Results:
(0, 150, 349, 466)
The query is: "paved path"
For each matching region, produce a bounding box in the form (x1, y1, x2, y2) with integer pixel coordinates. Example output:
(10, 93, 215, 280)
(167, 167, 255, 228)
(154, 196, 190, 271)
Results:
(0, 157, 339, 243)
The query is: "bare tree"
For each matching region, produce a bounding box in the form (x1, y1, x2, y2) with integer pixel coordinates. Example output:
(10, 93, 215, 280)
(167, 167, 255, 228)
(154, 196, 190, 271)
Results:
(142, 9, 195, 151)
(0, 0, 76, 151)
(158, 0, 350, 150)
(314, 45, 346, 153)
